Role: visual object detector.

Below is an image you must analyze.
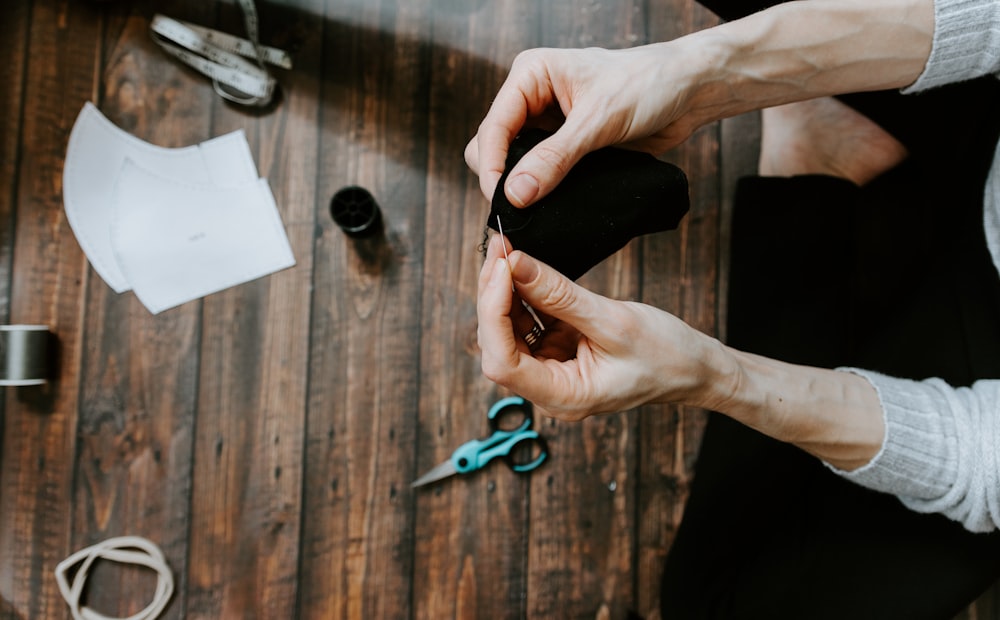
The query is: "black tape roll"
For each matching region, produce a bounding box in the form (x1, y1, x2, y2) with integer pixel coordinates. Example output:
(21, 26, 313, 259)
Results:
(0, 325, 51, 386)
(487, 129, 690, 280)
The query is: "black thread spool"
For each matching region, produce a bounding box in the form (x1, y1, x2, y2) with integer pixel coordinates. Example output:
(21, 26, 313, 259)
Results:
(330, 186, 383, 239)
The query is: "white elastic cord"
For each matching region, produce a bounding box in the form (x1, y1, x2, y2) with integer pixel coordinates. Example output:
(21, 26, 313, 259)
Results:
(55, 536, 174, 620)
(149, 0, 292, 107)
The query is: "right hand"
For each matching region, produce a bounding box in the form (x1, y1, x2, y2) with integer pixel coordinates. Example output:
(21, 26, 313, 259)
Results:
(476, 234, 729, 421)
(465, 44, 705, 208)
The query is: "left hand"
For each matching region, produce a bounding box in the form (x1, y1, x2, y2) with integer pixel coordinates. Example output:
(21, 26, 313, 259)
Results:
(464, 45, 699, 208)
(476, 234, 728, 420)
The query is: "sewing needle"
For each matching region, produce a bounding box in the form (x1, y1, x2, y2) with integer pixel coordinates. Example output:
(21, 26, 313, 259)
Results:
(496, 215, 515, 292)
(496, 215, 546, 333)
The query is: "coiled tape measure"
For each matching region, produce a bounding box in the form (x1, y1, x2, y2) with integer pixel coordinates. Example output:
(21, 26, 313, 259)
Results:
(150, 0, 292, 107)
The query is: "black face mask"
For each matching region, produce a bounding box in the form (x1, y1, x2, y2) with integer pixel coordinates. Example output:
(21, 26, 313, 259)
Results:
(486, 128, 690, 280)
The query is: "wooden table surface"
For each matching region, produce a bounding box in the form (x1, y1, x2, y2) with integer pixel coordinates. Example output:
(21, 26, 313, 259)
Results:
(2, 0, 996, 618)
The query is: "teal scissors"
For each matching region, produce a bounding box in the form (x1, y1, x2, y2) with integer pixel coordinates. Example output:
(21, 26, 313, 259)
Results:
(411, 396, 549, 487)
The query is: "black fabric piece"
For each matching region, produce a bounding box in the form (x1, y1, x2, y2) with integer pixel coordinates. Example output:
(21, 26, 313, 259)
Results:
(487, 128, 689, 280)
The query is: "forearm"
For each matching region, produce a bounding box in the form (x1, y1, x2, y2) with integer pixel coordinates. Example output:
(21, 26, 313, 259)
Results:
(690, 341, 885, 471)
(667, 0, 934, 127)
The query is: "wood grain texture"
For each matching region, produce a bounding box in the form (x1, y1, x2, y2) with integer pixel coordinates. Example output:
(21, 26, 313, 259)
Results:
(0, 0, 100, 617)
(0, 3, 30, 617)
(411, 2, 539, 619)
(298, 1, 430, 618)
(70, 4, 215, 618)
(523, 3, 646, 618)
(0, 1, 997, 619)
(631, 3, 721, 617)
(184, 2, 319, 616)
(0, 16, 30, 614)
(0, 0, 30, 326)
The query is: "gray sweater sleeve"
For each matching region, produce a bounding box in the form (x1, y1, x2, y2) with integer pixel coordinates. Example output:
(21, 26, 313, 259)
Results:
(831, 371, 1000, 532)
(826, 0, 1000, 533)
(903, 0, 1000, 92)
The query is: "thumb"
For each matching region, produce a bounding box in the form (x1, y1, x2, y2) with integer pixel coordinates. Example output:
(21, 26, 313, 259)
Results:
(503, 125, 593, 207)
(508, 250, 606, 332)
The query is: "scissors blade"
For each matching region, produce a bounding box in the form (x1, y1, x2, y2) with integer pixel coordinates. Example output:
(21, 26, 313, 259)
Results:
(411, 459, 459, 488)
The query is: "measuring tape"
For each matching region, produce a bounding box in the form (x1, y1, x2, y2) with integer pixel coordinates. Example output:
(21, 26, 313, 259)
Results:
(150, 0, 292, 107)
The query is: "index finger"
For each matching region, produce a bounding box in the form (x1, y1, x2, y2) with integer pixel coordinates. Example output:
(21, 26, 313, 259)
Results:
(475, 82, 531, 200)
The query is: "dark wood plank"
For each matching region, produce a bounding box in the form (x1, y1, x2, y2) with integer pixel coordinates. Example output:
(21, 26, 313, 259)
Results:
(527, 410, 639, 619)
(67, 2, 218, 618)
(182, 3, 320, 617)
(0, 0, 102, 617)
(409, 2, 545, 619)
(632, 2, 722, 616)
(522, 2, 650, 617)
(297, 1, 431, 617)
(0, 0, 29, 327)
(0, 3, 30, 616)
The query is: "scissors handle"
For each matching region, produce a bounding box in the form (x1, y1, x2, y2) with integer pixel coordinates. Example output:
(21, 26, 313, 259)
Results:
(504, 432, 548, 473)
(488, 395, 533, 433)
(451, 430, 548, 474)
(451, 396, 548, 475)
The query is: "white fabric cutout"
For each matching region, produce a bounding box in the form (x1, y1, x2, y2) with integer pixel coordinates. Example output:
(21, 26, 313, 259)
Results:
(62, 102, 296, 313)
(63, 102, 259, 293)
(109, 160, 295, 314)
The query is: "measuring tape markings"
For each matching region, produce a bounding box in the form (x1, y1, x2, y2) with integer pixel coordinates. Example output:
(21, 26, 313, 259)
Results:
(149, 0, 292, 107)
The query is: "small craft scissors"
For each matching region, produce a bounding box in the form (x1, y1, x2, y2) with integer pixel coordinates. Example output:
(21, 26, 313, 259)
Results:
(411, 396, 549, 487)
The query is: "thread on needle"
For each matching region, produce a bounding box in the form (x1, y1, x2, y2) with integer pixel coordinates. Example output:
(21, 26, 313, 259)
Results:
(496, 215, 515, 292)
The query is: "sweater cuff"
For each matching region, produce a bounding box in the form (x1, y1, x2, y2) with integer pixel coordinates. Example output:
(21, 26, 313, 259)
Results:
(903, 0, 1000, 93)
(826, 368, 959, 500)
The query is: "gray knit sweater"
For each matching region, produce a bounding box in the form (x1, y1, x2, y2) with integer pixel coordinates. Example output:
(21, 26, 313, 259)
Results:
(832, 0, 1000, 532)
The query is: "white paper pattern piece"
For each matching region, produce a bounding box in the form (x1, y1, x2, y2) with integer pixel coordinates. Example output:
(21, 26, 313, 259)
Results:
(62, 102, 296, 313)
(110, 162, 295, 314)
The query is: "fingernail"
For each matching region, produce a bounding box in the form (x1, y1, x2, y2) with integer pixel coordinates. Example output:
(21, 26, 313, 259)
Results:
(489, 232, 504, 253)
(489, 257, 509, 288)
(510, 253, 538, 285)
(506, 174, 539, 207)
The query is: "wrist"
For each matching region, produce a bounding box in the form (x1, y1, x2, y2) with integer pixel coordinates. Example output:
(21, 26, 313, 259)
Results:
(700, 346, 885, 470)
(659, 331, 746, 412)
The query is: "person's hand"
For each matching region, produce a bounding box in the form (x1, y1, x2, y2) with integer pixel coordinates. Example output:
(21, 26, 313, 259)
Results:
(465, 0, 933, 209)
(476, 234, 728, 420)
(476, 234, 884, 469)
(465, 44, 703, 208)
